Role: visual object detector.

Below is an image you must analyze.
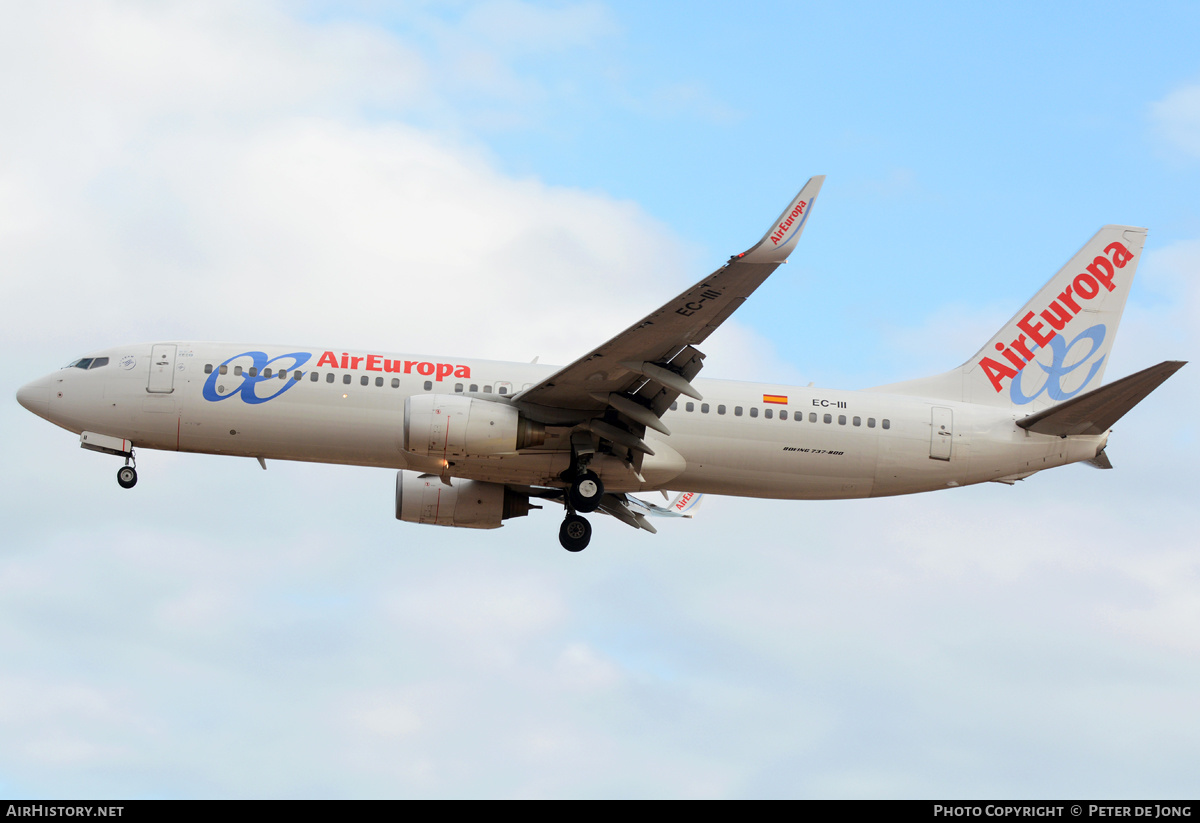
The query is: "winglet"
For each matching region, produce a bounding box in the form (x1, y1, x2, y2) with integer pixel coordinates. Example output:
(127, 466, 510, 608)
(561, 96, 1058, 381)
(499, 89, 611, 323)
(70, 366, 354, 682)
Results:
(738, 175, 825, 264)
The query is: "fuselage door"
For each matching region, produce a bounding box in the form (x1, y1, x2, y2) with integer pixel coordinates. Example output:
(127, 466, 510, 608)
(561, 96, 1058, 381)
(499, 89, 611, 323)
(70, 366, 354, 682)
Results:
(930, 406, 953, 461)
(147, 344, 177, 394)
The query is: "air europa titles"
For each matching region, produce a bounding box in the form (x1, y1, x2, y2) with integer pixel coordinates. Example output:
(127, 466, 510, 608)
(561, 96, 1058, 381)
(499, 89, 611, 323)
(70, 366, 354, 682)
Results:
(315, 351, 471, 381)
(769, 200, 807, 245)
(979, 240, 1135, 392)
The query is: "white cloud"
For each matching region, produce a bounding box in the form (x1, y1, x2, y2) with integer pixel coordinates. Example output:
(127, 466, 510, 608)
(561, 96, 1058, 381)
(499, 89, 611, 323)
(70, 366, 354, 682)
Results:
(1150, 83, 1200, 158)
(0, 5, 692, 365)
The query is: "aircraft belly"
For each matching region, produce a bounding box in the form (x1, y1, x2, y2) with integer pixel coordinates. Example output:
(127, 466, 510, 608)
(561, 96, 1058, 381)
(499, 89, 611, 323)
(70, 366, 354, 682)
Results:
(669, 427, 878, 499)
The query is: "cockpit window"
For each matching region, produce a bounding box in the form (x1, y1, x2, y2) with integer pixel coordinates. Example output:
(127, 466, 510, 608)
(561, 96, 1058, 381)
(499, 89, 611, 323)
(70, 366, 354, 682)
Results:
(88, 357, 109, 369)
(74, 358, 94, 370)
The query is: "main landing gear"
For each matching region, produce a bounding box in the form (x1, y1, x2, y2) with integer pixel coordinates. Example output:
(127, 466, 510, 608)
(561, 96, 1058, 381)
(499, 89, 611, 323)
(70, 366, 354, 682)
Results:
(116, 452, 137, 489)
(559, 514, 592, 552)
(558, 460, 604, 552)
(567, 469, 603, 513)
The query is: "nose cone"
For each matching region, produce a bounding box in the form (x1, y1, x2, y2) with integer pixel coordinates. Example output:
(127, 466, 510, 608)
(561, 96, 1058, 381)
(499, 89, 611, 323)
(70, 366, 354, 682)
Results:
(16, 375, 52, 420)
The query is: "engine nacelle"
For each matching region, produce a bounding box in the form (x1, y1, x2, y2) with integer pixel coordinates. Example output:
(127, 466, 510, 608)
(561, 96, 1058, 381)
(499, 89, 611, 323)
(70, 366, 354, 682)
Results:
(403, 394, 545, 458)
(395, 471, 532, 529)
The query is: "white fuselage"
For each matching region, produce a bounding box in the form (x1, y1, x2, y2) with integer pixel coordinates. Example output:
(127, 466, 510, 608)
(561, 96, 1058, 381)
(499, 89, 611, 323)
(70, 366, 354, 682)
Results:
(18, 342, 1107, 499)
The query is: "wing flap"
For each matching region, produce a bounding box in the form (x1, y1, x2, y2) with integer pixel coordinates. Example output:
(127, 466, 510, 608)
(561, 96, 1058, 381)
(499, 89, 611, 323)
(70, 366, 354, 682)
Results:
(1016, 360, 1186, 436)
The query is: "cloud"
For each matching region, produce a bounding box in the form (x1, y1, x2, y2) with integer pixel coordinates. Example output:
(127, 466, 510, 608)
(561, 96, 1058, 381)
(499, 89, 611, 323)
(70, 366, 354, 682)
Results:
(1150, 82, 1200, 158)
(0, 4, 697, 366)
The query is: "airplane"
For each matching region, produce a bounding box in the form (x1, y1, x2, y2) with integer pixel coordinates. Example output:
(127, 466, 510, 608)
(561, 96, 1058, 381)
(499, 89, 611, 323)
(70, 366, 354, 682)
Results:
(15, 176, 1186, 551)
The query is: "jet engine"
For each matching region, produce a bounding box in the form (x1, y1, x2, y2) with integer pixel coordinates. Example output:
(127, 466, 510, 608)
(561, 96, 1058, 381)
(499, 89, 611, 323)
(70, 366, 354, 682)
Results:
(395, 471, 533, 529)
(403, 394, 545, 458)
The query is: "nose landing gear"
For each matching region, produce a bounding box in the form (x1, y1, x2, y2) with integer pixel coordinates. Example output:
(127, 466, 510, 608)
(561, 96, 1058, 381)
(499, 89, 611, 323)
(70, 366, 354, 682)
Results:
(116, 452, 137, 489)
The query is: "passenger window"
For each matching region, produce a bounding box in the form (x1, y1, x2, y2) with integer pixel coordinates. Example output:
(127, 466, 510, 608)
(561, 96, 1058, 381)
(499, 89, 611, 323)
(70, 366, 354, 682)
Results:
(499, 386, 508, 395)
(764, 408, 772, 419)
(838, 415, 846, 425)
(424, 381, 433, 391)
(809, 412, 817, 422)
(262, 368, 272, 378)
(483, 385, 492, 393)
(220, 365, 228, 375)
(868, 418, 876, 428)
(343, 374, 351, 385)
(360, 376, 369, 386)
(279, 370, 287, 380)
(780, 410, 787, 420)
(470, 384, 479, 392)
(455, 383, 464, 392)
(670, 401, 678, 411)
(853, 416, 861, 426)
(249, 367, 258, 377)
(685, 402, 694, 412)
(882, 419, 891, 429)
(310, 372, 319, 382)
(750, 408, 758, 418)
(375, 377, 384, 387)
(824, 414, 832, 424)
(292, 372, 301, 381)
(701, 403, 709, 414)
(717, 405, 726, 415)
(235, 366, 243, 376)
(734, 406, 743, 417)
(326, 373, 335, 384)
(205, 364, 213, 374)
(392, 378, 400, 388)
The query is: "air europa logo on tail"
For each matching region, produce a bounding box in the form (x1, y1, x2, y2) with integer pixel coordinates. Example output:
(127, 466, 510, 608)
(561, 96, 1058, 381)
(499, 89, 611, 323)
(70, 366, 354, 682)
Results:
(769, 201, 807, 245)
(978, 240, 1135, 395)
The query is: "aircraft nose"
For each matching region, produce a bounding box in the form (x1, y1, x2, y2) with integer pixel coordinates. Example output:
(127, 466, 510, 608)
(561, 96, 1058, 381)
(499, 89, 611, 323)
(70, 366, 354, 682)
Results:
(16, 375, 51, 419)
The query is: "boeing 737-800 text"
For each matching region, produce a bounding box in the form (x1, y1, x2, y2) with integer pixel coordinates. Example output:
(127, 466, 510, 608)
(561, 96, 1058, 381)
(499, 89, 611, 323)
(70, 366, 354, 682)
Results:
(15, 177, 1185, 551)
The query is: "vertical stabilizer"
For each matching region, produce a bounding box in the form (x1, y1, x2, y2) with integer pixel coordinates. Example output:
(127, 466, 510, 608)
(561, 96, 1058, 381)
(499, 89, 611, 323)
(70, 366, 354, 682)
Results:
(870, 225, 1146, 410)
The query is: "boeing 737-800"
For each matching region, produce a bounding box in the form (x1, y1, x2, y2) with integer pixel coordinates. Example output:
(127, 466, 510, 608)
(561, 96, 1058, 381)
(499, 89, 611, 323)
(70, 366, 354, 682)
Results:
(15, 177, 1185, 551)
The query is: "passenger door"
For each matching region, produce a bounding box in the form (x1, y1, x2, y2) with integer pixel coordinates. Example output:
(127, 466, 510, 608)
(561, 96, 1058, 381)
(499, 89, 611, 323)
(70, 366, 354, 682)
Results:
(930, 406, 953, 461)
(147, 344, 177, 393)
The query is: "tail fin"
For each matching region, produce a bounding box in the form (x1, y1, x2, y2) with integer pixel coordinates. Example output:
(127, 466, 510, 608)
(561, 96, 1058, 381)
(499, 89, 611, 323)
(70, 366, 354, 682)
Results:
(870, 225, 1147, 410)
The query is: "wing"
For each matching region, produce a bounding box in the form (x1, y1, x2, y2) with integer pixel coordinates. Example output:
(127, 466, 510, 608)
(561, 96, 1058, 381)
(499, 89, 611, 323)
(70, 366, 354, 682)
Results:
(513, 176, 825, 457)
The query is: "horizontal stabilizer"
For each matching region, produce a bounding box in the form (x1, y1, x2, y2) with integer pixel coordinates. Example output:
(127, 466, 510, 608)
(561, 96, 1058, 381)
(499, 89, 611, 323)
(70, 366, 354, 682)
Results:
(627, 490, 703, 518)
(1016, 360, 1186, 436)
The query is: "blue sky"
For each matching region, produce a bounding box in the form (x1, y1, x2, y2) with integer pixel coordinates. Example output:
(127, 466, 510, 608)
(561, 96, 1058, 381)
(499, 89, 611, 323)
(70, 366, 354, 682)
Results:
(1, 0, 1198, 798)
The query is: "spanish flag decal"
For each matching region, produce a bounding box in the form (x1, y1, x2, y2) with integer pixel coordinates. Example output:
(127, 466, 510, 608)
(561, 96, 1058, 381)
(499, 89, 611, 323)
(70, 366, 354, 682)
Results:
(762, 394, 788, 405)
